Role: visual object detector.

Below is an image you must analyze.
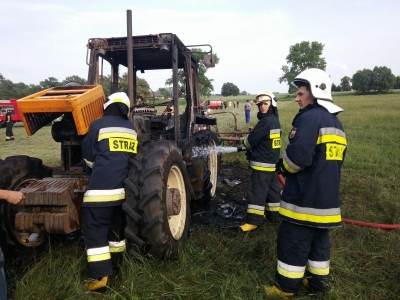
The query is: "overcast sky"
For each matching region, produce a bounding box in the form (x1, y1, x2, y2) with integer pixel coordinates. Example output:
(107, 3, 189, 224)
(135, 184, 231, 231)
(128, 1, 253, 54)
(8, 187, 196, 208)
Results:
(1, 0, 399, 94)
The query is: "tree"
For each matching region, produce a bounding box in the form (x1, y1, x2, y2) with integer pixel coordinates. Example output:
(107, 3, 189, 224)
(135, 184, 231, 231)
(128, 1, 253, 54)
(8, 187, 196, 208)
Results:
(240, 90, 248, 95)
(371, 66, 395, 92)
(352, 69, 373, 93)
(280, 41, 327, 92)
(157, 87, 171, 99)
(394, 76, 400, 89)
(0, 73, 40, 98)
(221, 82, 240, 96)
(332, 83, 341, 92)
(340, 76, 352, 91)
(165, 49, 219, 97)
(39, 77, 59, 89)
(61, 75, 87, 85)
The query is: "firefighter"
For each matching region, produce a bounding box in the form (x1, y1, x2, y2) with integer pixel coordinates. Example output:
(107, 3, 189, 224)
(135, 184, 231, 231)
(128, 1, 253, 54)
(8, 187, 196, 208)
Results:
(240, 91, 281, 232)
(81, 92, 137, 291)
(266, 68, 347, 298)
(5, 112, 14, 141)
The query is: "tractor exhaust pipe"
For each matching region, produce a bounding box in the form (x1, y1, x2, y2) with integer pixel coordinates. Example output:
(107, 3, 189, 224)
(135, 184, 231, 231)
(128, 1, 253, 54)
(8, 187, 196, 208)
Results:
(127, 9, 135, 107)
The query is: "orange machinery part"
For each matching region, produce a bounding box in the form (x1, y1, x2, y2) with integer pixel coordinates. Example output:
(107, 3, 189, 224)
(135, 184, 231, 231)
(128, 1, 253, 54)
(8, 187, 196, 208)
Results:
(17, 85, 105, 136)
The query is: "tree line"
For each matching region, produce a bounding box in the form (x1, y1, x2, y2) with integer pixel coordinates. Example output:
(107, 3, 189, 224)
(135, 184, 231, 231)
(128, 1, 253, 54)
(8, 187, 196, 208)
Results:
(280, 41, 400, 94)
(0, 73, 152, 99)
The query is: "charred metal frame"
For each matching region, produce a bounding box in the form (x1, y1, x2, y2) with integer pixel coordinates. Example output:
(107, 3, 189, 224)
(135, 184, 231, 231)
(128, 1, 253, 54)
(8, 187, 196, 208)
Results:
(86, 14, 211, 146)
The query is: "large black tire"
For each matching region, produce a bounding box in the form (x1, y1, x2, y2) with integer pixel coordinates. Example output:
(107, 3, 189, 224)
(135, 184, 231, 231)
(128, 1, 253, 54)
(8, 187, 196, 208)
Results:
(0, 156, 52, 248)
(123, 141, 190, 259)
(191, 130, 220, 206)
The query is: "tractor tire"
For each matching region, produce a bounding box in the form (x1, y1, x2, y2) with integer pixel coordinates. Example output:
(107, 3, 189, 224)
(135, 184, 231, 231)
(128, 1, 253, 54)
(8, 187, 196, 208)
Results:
(0, 155, 52, 248)
(191, 130, 220, 206)
(123, 141, 190, 259)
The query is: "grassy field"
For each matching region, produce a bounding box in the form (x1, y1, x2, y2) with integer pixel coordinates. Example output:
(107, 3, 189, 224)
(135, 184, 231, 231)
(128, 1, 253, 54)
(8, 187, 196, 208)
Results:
(1, 93, 400, 299)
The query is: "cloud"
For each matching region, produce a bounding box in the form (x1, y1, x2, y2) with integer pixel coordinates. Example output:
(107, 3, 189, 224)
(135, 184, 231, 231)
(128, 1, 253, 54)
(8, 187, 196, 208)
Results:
(1, 1, 399, 94)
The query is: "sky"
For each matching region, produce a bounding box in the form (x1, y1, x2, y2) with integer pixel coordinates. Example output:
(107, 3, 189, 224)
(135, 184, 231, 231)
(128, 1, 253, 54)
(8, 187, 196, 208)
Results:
(1, 0, 399, 94)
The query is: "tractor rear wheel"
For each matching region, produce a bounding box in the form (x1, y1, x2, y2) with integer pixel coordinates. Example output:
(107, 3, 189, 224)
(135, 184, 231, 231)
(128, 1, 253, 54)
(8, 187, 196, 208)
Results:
(123, 141, 190, 258)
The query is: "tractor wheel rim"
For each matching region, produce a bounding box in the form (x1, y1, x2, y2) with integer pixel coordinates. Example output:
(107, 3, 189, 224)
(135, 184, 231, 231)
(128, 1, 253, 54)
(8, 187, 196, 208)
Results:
(167, 165, 187, 240)
(208, 140, 218, 197)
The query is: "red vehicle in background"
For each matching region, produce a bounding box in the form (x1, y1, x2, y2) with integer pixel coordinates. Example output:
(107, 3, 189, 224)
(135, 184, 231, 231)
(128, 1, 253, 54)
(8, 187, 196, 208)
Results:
(0, 99, 22, 122)
(207, 100, 224, 110)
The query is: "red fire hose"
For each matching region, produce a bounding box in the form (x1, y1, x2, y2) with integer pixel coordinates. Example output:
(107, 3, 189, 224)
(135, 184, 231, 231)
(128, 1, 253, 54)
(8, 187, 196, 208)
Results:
(276, 174, 400, 231)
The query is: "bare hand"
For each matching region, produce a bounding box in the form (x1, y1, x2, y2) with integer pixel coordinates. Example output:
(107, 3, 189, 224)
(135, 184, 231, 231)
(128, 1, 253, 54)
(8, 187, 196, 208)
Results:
(1, 190, 25, 205)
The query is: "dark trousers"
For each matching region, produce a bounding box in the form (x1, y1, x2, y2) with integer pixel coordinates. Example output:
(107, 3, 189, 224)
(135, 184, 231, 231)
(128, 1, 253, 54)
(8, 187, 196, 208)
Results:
(81, 205, 125, 279)
(0, 246, 7, 300)
(5, 122, 13, 139)
(276, 221, 331, 294)
(246, 171, 281, 225)
(245, 110, 251, 124)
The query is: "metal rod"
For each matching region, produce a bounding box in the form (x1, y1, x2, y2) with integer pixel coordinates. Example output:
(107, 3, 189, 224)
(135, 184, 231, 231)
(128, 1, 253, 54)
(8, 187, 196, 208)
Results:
(172, 41, 180, 144)
(111, 63, 119, 94)
(127, 9, 134, 106)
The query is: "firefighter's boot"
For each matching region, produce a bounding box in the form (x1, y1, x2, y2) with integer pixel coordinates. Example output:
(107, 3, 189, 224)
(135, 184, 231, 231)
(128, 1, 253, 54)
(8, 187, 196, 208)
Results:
(240, 223, 258, 232)
(265, 285, 294, 298)
(84, 276, 109, 292)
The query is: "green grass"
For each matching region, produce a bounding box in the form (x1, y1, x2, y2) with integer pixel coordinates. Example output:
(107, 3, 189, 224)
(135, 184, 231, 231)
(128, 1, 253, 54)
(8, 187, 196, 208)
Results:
(2, 93, 400, 299)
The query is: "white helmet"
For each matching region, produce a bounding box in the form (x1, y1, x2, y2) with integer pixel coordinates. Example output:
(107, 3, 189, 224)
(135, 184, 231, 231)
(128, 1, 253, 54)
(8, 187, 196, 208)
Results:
(104, 92, 131, 110)
(292, 68, 343, 114)
(255, 91, 277, 107)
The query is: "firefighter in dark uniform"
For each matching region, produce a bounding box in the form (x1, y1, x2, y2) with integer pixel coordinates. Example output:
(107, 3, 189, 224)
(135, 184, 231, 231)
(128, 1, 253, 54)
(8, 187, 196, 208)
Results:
(266, 69, 347, 298)
(81, 92, 137, 291)
(240, 91, 281, 232)
(5, 112, 14, 141)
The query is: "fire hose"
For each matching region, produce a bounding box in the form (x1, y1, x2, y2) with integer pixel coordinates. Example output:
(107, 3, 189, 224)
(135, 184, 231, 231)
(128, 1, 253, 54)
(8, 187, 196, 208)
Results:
(276, 174, 400, 231)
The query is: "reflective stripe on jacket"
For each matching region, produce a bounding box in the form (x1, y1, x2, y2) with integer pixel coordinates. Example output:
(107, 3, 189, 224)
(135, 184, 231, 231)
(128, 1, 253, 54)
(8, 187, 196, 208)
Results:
(245, 111, 281, 169)
(82, 115, 137, 207)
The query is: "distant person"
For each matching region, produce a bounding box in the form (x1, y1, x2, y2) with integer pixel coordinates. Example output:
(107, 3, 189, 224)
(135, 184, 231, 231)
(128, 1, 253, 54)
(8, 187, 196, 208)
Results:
(266, 68, 347, 297)
(236, 100, 240, 110)
(244, 99, 252, 125)
(162, 101, 174, 118)
(241, 91, 281, 232)
(0, 189, 25, 300)
(5, 112, 14, 141)
(136, 95, 144, 105)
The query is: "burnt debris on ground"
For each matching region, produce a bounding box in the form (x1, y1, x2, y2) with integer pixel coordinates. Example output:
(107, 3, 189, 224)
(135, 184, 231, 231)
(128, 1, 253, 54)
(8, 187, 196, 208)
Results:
(192, 163, 251, 229)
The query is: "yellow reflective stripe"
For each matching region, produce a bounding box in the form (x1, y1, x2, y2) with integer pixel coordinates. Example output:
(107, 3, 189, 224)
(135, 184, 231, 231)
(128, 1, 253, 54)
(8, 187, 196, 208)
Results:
(270, 133, 281, 139)
(277, 266, 304, 279)
(87, 252, 111, 263)
(110, 244, 126, 253)
(308, 265, 330, 276)
(279, 207, 342, 224)
(317, 134, 347, 146)
(250, 165, 276, 172)
(98, 132, 137, 141)
(282, 159, 299, 174)
(109, 240, 126, 253)
(277, 261, 305, 279)
(83, 193, 125, 203)
(266, 206, 280, 212)
(250, 161, 276, 172)
(83, 189, 125, 203)
(247, 208, 265, 216)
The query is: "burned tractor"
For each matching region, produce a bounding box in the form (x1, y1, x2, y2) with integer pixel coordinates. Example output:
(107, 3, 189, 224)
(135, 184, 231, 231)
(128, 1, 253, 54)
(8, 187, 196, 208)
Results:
(0, 14, 219, 258)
